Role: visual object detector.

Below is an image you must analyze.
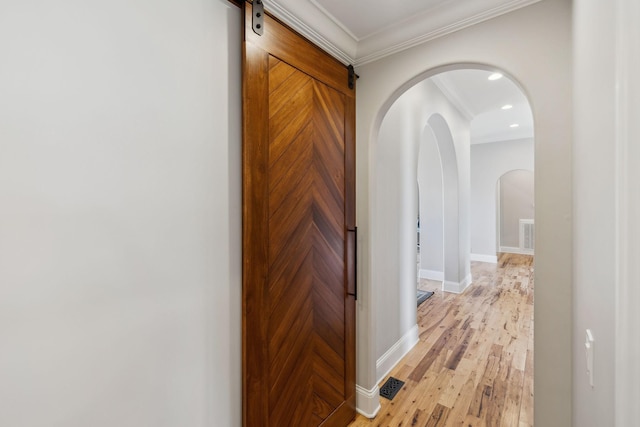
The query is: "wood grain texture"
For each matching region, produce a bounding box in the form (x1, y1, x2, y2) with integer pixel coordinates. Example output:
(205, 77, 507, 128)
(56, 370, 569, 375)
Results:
(243, 4, 356, 424)
(348, 254, 534, 427)
(245, 2, 352, 98)
(242, 41, 270, 427)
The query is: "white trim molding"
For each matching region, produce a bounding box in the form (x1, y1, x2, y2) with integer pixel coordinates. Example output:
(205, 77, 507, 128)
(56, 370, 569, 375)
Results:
(419, 269, 445, 281)
(265, 0, 356, 65)
(354, 0, 543, 65)
(263, 0, 543, 67)
(356, 384, 381, 419)
(376, 324, 419, 384)
(443, 274, 472, 294)
(615, 0, 640, 424)
(499, 246, 534, 256)
(470, 253, 498, 263)
(308, 0, 360, 41)
(430, 75, 475, 121)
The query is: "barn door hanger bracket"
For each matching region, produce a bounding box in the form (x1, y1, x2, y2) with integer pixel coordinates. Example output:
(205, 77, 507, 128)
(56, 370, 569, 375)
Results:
(252, 0, 264, 36)
(348, 65, 359, 90)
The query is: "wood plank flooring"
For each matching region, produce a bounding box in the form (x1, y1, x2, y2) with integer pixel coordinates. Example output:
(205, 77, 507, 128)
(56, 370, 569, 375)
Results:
(348, 253, 534, 427)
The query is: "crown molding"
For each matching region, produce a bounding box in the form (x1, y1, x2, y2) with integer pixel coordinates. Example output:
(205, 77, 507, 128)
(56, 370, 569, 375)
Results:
(430, 75, 475, 121)
(471, 127, 534, 145)
(265, 0, 356, 65)
(264, 0, 542, 68)
(355, 0, 543, 66)
(307, 0, 361, 42)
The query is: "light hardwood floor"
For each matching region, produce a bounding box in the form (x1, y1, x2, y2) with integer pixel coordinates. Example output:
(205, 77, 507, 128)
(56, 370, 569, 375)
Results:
(348, 253, 534, 427)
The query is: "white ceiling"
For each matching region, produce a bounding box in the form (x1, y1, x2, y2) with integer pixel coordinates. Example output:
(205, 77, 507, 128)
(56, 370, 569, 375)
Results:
(265, 0, 543, 65)
(431, 70, 533, 144)
(264, 0, 535, 145)
(310, 0, 452, 40)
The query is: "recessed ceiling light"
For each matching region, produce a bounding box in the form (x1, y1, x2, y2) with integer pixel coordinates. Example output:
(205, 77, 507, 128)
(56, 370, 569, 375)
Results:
(510, 123, 520, 128)
(501, 104, 513, 110)
(488, 73, 503, 81)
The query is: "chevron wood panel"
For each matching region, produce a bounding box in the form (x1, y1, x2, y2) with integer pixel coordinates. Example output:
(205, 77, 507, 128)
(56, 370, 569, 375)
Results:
(243, 4, 355, 425)
(244, 2, 351, 97)
(311, 80, 347, 421)
(264, 57, 348, 427)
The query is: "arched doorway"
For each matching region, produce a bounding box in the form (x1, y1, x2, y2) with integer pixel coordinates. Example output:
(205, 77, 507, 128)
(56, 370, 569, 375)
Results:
(356, 64, 559, 424)
(351, 3, 572, 424)
(417, 124, 444, 283)
(496, 169, 535, 256)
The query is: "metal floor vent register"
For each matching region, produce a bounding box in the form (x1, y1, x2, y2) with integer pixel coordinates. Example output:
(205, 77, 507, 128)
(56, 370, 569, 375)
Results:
(379, 377, 405, 400)
(417, 290, 434, 307)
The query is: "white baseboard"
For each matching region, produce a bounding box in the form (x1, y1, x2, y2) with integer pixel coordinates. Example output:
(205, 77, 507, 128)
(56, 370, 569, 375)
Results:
(443, 274, 472, 294)
(499, 246, 534, 256)
(356, 384, 381, 418)
(470, 253, 498, 263)
(419, 269, 444, 281)
(376, 324, 419, 384)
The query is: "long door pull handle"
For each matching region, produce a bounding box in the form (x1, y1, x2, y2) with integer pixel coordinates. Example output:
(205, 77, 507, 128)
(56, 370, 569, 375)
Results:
(347, 227, 357, 300)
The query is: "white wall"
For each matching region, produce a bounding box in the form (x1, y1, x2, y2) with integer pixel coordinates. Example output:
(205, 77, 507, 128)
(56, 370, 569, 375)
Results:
(373, 79, 470, 362)
(0, 1, 242, 426)
(417, 127, 444, 275)
(428, 113, 470, 286)
(614, 1, 640, 424)
(355, 0, 572, 424)
(572, 1, 617, 425)
(499, 170, 534, 249)
(471, 139, 534, 256)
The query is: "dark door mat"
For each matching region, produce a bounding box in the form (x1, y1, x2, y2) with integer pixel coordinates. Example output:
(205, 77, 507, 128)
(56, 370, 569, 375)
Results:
(417, 290, 434, 307)
(379, 377, 405, 400)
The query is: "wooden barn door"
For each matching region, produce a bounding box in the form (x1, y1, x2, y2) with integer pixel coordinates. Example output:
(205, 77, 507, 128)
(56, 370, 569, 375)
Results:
(242, 1, 356, 426)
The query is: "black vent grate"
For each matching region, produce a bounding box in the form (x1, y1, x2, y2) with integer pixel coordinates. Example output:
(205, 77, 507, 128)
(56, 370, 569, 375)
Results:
(379, 377, 405, 400)
(417, 290, 434, 307)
